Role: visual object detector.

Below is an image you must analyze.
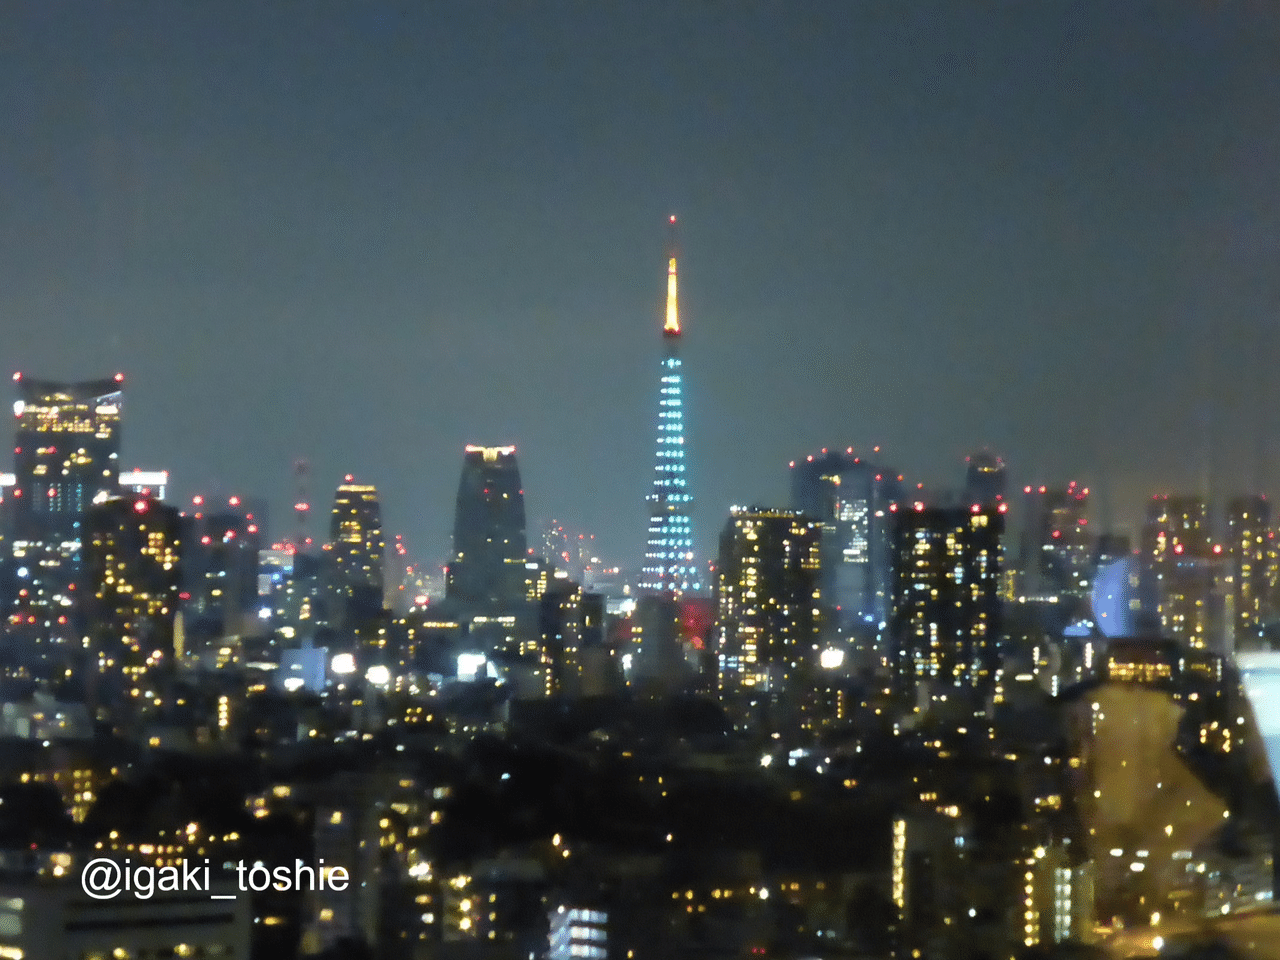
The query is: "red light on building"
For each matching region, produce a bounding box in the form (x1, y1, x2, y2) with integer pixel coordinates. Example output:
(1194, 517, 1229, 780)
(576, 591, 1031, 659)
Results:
(133, 500, 148, 514)
(193, 495, 204, 506)
(229, 496, 240, 507)
(113, 373, 124, 382)
(247, 524, 258, 534)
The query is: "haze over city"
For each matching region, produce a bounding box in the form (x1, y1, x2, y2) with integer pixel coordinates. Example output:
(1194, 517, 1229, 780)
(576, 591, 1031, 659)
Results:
(4, 2, 1280, 566)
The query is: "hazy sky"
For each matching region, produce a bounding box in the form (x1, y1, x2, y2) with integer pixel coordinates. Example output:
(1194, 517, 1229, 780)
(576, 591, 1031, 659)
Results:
(3, 1, 1279, 569)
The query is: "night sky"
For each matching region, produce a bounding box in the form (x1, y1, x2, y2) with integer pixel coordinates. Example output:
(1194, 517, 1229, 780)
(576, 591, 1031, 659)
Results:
(4, 2, 1280, 569)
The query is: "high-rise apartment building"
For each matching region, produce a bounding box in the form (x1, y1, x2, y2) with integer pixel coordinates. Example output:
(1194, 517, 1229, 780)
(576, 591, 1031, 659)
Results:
(640, 217, 702, 595)
(84, 495, 182, 674)
(715, 507, 822, 695)
(9, 374, 123, 638)
(1227, 495, 1270, 646)
(446, 445, 528, 611)
(890, 503, 1002, 701)
(1142, 495, 1223, 650)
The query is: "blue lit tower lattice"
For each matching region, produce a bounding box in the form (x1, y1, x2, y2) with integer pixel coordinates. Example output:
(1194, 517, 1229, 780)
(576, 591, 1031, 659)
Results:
(640, 217, 703, 594)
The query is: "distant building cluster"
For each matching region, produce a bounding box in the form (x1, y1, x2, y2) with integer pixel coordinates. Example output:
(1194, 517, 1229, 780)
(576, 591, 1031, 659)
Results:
(0, 227, 1278, 959)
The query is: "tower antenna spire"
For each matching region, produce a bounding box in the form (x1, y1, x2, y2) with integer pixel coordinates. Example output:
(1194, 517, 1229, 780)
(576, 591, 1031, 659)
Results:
(664, 214, 680, 336)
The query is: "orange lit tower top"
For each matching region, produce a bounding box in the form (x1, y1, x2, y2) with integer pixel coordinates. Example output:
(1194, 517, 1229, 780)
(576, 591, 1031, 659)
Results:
(664, 215, 681, 337)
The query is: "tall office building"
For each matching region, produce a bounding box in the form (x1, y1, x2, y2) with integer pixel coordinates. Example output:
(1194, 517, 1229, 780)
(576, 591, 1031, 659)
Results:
(328, 476, 386, 617)
(963, 450, 1007, 508)
(9, 374, 123, 637)
(790, 448, 902, 625)
(715, 507, 822, 695)
(640, 217, 702, 595)
(84, 495, 182, 674)
(1018, 482, 1093, 599)
(180, 494, 266, 642)
(446, 445, 528, 611)
(890, 503, 1003, 703)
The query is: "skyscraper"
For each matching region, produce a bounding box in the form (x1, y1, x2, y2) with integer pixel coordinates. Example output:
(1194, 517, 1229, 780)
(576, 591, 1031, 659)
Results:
(180, 494, 265, 642)
(1142, 495, 1224, 650)
(890, 503, 1002, 705)
(640, 217, 701, 595)
(1017, 482, 1094, 600)
(715, 507, 822, 695)
(1227, 495, 1270, 646)
(963, 450, 1007, 508)
(790, 448, 902, 625)
(84, 495, 182, 674)
(329, 476, 386, 605)
(446, 445, 528, 611)
(9, 374, 123, 637)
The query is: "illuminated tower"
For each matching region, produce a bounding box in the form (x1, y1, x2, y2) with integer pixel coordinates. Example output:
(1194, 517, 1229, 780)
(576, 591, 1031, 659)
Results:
(446, 445, 528, 611)
(9, 373, 123, 637)
(640, 217, 701, 594)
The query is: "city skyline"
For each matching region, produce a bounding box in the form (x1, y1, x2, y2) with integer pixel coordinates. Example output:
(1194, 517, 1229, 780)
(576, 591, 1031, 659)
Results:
(4, 2, 1279, 570)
